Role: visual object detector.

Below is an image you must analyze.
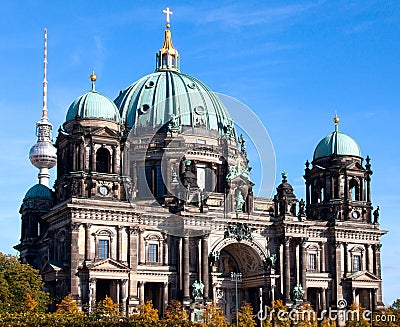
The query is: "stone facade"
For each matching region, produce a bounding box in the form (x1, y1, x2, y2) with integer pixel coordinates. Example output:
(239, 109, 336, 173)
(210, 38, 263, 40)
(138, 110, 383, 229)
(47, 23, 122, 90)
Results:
(15, 22, 386, 321)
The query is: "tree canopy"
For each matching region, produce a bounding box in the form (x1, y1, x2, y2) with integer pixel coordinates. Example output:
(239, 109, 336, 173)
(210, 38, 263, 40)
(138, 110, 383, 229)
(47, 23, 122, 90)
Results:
(0, 252, 49, 313)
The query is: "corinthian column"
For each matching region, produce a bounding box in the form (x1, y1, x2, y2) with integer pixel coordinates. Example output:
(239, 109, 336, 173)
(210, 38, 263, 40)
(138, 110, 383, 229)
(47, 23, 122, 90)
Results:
(201, 235, 209, 299)
(284, 237, 291, 301)
(182, 236, 190, 301)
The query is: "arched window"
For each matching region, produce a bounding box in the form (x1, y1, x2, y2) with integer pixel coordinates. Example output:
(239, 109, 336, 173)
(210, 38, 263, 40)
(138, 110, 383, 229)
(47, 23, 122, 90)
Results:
(349, 178, 360, 201)
(94, 229, 113, 259)
(96, 148, 110, 173)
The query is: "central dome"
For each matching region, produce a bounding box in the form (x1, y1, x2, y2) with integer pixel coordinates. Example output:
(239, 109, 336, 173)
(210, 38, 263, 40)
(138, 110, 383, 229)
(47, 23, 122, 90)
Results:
(114, 71, 232, 135)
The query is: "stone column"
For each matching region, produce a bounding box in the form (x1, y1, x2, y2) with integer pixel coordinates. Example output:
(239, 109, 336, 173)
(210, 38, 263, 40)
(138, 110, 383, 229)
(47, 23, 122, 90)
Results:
(127, 227, 138, 304)
(79, 142, 85, 171)
(163, 234, 169, 266)
(70, 223, 81, 298)
(117, 226, 123, 262)
(295, 241, 300, 285)
(201, 235, 209, 299)
(182, 236, 190, 301)
(300, 238, 307, 301)
(321, 287, 327, 311)
(374, 244, 382, 278)
(120, 279, 127, 315)
(112, 146, 117, 174)
(89, 277, 97, 312)
(366, 176, 371, 203)
(72, 144, 77, 171)
(138, 228, 145, 264)
(352, 288, 357, 304)
(91, 143, 96, 171)
(372, 289, 377, 311)
(343, 243, 348, 276)
(85, 223, 91, 261)
(366, 244, 373, 272)
(284, 237, 291, 301)
(162, 282, 169, 315)
(334, 242, 343, 303)
(319, 242, 326, 272)
(138, 281, 145, 304)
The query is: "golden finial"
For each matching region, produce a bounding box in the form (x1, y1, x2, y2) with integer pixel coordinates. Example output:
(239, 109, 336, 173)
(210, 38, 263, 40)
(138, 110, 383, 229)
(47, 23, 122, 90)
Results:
(333, 113, 339, 131)
(333, 116, 340, 124)
(90, 70, 96, 91)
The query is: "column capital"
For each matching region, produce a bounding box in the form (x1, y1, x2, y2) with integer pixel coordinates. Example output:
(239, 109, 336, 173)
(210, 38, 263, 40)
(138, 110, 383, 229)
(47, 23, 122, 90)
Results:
(201, 233, 210, 240)
(284, 236, 292, 245)
(299, 237, 308, 247)
(120, 279, 128, 285)
(71, 222, 81, 231)
(335, 241, 343, 249)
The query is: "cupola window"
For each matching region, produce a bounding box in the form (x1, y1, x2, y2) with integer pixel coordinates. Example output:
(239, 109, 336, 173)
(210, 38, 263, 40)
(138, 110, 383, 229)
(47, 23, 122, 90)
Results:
(96, 148, 110, 173)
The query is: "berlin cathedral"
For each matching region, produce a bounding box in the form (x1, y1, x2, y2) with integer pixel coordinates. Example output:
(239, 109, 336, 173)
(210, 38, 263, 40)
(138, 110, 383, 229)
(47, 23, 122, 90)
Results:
(15, 9, 386, 321)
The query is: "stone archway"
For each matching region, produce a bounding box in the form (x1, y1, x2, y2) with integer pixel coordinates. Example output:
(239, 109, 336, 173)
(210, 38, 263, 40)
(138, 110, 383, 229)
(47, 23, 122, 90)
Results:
(210, 240, 267, 322)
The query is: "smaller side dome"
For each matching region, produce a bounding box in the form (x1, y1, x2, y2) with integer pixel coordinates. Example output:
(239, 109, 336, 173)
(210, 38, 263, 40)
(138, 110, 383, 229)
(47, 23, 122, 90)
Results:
(24, 184, 53, 201)
(65, 91, 121, 123)
(313, 131, 361, 160)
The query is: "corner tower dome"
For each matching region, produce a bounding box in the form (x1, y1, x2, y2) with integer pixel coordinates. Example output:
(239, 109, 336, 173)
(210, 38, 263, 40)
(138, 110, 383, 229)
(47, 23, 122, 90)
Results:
(313, 116, 361, 160)
(65, 71, 121, 123)
(114, 13, 233, 136)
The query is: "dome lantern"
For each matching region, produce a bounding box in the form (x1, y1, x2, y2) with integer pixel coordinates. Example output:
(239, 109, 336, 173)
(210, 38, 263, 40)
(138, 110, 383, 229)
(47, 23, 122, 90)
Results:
(156, 7, 180, 72)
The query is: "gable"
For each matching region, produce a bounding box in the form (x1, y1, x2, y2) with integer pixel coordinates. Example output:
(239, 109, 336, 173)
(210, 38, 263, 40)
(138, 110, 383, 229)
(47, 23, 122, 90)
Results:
(87, 258, 129, 272)
(92, 126, 120, 138)
(346, 270, 380, 282)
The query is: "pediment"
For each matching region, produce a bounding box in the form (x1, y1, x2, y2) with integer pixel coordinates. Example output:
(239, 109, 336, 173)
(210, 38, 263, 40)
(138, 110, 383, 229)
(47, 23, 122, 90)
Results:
(87, 258, 129, 271)
(92, 127, 119, 138)
(346, 161, 364, 170)
(40, 260, 65, 274)
(345, 270, 380, 282)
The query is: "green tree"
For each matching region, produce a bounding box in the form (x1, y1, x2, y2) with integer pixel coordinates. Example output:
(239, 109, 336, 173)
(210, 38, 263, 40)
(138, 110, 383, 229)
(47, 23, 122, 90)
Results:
(320, 317, 337, 327)
(346, 303, 370, 327)
(0, 252, 49, 313)
(164, 300, 194, 326)
(292, 302, 317, 327)
(130, 300, 159, 325)
(391, 299, 400, 310)
(56, 293, 82, 315)
(202, 301, 229, 327)
(264, 300, 290, 327)
(232, 301, 256, 327)
(92, 295, 120, 321)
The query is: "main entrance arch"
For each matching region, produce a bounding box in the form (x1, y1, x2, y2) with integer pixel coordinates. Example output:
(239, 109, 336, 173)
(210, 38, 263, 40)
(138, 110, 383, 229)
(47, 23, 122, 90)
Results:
(210, 239, 267, 322)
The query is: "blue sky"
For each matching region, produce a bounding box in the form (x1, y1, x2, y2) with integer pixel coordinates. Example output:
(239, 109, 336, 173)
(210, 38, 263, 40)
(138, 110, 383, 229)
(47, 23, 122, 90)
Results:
(0, 0, 399, 304)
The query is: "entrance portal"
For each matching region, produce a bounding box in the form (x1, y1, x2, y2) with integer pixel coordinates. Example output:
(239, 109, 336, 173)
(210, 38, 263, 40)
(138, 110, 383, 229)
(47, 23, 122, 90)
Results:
(96, 279, 118, 303)
(211, 241, 267, 323)
(145, 282, 163, 315)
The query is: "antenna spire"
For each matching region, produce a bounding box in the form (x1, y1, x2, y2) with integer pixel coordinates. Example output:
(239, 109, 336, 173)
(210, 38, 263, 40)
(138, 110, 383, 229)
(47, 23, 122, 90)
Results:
(42, 28, 48, 120)
(29, 28, 57, 186)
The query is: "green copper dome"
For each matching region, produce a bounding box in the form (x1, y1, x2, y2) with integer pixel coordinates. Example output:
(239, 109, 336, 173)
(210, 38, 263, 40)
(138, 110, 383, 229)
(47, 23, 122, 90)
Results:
(313, 127, 361, 160)
(114, 70, 233, 135)
(24, 184, 52, 201)
(66, 91, 121, 123)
